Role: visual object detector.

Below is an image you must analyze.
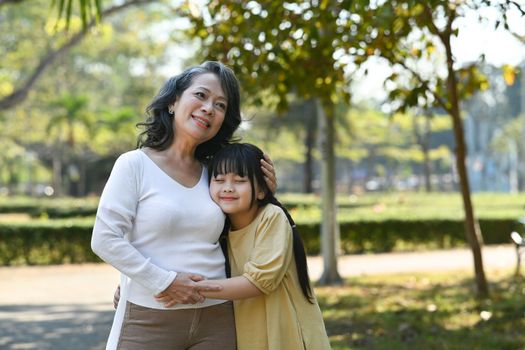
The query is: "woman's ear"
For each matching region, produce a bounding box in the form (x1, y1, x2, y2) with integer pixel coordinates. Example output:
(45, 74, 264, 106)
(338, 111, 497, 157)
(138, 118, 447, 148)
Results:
(168, 102, 176, 114)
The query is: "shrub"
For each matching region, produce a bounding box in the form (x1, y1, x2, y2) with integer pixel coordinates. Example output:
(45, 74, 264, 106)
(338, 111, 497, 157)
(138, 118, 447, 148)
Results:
(0, 197, 98, 218)
(1, 192, 523, 264)
(299, 218, 520, 255)
(0, 220, 100, 265)
(0, 217, 520, 265)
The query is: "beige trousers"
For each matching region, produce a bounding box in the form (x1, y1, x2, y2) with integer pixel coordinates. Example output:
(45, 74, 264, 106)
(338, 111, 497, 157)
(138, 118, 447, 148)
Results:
(117, 301, 236, 350)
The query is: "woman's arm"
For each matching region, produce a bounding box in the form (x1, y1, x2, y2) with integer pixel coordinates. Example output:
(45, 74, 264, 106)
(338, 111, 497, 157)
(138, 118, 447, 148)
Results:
(92, 153, 221, 302)
(155, 276, 262, 307)
(91, 153, 176, 295)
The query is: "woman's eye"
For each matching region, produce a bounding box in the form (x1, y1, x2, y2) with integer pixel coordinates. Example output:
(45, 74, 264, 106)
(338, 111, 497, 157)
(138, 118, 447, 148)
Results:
(195, 92, 206, 99)
(216, 102, 227, 111)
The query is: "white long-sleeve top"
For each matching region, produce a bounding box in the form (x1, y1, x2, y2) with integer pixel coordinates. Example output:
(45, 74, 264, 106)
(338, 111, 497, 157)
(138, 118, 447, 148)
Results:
(91, 149, 227, 310)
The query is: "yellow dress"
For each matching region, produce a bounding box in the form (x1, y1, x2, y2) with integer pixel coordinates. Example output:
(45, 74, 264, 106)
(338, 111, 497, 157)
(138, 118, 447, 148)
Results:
(228, 204, 331, 350)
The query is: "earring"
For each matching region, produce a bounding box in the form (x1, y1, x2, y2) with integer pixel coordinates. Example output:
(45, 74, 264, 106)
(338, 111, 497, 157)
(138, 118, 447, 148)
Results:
(168, 109, 174, 115)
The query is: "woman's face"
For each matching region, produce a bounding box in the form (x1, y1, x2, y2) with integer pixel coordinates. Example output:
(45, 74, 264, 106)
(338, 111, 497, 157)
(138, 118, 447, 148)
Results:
(170, 73, 227, 145)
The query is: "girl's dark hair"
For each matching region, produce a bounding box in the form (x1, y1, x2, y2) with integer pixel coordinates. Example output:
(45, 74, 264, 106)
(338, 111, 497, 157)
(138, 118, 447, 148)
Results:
(137, 61, 241, 161)
(209, 143, 314, 303)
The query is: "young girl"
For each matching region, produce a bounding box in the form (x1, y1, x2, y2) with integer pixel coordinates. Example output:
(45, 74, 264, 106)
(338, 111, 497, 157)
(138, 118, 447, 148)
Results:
(157, 143, 331, 350)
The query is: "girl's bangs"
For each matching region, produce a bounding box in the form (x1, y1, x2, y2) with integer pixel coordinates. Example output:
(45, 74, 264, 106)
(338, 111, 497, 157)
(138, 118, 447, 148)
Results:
(210, 153, 249, 178)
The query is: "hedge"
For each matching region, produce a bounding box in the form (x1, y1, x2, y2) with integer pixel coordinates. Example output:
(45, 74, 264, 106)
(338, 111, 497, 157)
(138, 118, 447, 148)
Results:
(0, 220, 99, 265)
(0, 218, 521, 265)
(0, 197, 98, 218)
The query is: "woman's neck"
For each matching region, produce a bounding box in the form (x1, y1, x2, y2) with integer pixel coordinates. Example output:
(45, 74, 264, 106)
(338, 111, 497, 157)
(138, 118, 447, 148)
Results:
(168, 137, 198, 160)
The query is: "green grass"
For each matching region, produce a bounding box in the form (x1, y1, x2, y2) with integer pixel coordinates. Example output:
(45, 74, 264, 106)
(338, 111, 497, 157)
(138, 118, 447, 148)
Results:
(281, 192, 525, 221)
(1, 192, 524, 221)
(315, 269, 525, 349)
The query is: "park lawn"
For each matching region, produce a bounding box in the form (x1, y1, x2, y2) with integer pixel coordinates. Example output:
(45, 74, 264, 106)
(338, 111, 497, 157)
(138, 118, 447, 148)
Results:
(316, 269, 525, 349)
(283, 192, 525, 221)
(2, 192, 524, 221)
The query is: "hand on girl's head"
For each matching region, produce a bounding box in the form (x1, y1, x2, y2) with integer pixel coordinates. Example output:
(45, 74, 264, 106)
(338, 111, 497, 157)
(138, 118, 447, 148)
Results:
(261, 154, 277, 193)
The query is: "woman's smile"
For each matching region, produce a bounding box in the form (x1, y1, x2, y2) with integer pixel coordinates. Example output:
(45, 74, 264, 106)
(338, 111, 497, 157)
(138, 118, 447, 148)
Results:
(191, 114, 211, 129)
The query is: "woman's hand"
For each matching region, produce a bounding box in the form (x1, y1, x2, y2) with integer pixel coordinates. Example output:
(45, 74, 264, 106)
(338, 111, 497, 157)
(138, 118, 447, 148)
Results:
(154, 273, 222, 307)
(113, 285, 121, 309)
(261, 153, 277, 193)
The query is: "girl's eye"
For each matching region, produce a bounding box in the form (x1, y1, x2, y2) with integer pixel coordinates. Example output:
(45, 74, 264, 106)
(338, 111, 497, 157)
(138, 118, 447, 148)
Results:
(212, 176, 224, 182)
(215, 102, 227, 111)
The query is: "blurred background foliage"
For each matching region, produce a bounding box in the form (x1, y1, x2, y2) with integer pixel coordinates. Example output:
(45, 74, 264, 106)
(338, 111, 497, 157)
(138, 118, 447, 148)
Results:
(1, 0, 523, 198)
(1, 0, 523, 270)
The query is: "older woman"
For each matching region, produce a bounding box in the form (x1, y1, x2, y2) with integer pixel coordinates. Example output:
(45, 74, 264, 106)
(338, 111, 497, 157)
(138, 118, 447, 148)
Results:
(91, 61, 275, 350)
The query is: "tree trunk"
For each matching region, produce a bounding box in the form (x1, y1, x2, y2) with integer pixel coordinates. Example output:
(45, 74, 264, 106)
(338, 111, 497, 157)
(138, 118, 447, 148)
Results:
(414, 113, 432, 192)
(316, 98, 342, 285)
(52, 151, 62, 197)
(518, 67, 525, 191)
(347, 160, 354, 193)
(79, 158, 87, 196)
(422, 115, 432, 192)
(443, 33, 488, 297)
(303, 123, 315, 193)
(422, 147, 431, 192)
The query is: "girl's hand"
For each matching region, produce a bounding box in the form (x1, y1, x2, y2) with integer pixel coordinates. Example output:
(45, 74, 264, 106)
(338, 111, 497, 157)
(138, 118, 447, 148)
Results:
(154, 273, 222, 306)
(261, 153, 277, 193)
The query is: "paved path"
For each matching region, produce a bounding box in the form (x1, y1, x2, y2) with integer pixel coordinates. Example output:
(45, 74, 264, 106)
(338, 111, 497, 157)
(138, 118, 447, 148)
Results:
(0, 244, 517, 350)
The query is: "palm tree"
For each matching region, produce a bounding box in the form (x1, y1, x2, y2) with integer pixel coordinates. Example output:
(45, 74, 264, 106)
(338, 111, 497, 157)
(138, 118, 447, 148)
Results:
(47, 92, 93, 196)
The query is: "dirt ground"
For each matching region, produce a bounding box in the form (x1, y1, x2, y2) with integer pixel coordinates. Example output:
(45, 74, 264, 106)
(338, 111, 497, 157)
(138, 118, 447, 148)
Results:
(0, 244, 517, 350)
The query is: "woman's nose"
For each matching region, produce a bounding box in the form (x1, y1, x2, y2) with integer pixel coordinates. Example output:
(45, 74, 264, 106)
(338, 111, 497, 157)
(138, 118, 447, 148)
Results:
(201, 99, 214, 114)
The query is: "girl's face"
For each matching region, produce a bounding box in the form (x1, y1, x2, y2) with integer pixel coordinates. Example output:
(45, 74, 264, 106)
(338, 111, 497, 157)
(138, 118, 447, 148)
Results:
(210, 172, 265, 229)
(170, 73, 227, 145)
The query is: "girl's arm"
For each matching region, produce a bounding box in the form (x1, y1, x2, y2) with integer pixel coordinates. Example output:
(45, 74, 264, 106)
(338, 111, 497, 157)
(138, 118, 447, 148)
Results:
(156, 276, 262, 307)
(198, 276, 263, 300)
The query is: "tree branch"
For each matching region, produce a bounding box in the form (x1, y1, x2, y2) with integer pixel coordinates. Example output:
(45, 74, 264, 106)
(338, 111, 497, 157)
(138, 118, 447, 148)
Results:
(509, 1, 525, 16)
(444, 3, 457, 39)
(511, 31, 525, 44)
(0, 0, 155, 110)
(422, 3, 445, 42)
(393, 58, 452, 115)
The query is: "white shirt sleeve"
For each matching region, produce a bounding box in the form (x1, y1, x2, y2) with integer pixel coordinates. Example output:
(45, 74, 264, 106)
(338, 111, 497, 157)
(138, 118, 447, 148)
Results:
(91, 152, 176, 295)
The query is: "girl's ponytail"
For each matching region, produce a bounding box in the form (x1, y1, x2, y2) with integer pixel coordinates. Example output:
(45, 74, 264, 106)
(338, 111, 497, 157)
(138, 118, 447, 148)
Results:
(269, 197, 314, 303)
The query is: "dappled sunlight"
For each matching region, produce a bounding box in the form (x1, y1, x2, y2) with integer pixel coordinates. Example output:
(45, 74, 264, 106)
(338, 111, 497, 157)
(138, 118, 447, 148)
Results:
(0, 304, 113, 350)
(316, 270, 525, 349)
